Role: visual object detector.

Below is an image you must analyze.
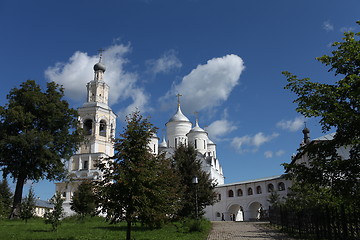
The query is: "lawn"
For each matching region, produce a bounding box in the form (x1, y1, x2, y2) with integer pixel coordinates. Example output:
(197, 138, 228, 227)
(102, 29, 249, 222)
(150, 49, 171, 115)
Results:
(0, 217, 212, 240)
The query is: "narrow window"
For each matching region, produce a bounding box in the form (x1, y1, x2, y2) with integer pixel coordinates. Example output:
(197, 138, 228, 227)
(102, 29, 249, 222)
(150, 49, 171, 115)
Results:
(204, 140, 206, 149)
(83, 161, 88, 170)
(248, 187, 253, 195)
(175, 138, 178, 148)
(278, 182, 285, 191)
(195, 139, 197, 148)
(84, 119, 93, 135)
(62, 192, 66, 198)
(99, 120, 106, 137)
(256, 186, 262, 194)
(237, 189, 243, 197)
(218, 194, 221, 200)
(268, 183, 274, 192)
(228, 190, 234, 197)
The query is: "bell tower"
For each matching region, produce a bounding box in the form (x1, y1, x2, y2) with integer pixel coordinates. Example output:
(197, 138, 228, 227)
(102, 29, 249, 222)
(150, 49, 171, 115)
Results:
(55, 51, 117, 215)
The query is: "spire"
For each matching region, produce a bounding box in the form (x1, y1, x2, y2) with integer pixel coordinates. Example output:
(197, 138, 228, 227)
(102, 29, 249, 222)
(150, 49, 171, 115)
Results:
(302, 122, 310, 145)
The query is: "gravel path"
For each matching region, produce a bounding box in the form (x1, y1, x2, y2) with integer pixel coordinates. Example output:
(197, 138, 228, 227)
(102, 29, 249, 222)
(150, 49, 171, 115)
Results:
(207, 221, 297, 240)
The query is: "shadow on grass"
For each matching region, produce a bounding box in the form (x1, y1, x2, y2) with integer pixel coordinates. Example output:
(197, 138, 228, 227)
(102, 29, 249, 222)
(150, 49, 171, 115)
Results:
(30, 229, 53, 233)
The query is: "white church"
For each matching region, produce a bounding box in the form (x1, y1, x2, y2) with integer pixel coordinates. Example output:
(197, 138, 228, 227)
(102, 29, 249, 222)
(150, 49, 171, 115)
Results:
(56, 56, 293, 220)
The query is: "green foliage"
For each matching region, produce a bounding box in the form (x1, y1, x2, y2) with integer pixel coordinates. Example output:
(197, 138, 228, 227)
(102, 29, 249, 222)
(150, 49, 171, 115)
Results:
(0, 80, 83, 218)
(0, 178, 13, 218)
(70, 180, 97, 218)
(44, 192, 64, 231)
(172, 144, 217, 219)
(267, 190, 282, 208)
(97, 111, 182, 240)
(283, 21, 360, 207)
(20, 187, 36, 222)
(175, 218, 209, 233)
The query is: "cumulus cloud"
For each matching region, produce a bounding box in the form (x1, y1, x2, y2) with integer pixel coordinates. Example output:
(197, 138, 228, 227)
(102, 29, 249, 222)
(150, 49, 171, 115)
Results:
(206, 119, 237, 141)
(159, 54, 245, 114)
(323, 21, 334, 32)
(146, 50, 182, 75)
(264, 150, 285, 158)
(277, 116, 304, 132)
(264, 151, 273, 158)
(231, 132, 279, 153)
(45, 44, 149, 116)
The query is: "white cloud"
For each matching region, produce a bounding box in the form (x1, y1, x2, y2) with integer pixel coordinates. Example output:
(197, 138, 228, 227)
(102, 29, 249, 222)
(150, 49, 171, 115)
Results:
(323, 21, 334, 32)
(159, 54, 245, 114)
(45, 44, 150, 115)
(231, 132, 279, 153)
(340, 26, 355, 32)
(264, 151, 273, 158)
(277, 116, 304, 132)
(206, 119, 237, 141)
(275, 150, 285, 157)
(146, 50, 182, 75)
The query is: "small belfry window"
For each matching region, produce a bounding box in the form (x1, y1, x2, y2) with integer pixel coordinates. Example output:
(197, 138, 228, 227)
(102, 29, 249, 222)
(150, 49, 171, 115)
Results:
(84, 119, 93, 135)
(99, 120, 106, 137)
(194, 139, 197, 148)
(83, 161, 88, 170)
(278, 182, 285, 191)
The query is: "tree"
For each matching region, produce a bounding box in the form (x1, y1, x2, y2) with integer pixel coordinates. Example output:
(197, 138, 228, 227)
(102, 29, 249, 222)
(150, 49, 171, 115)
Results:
(172, 144, 217, 219)
(0, 80, 83, 218)
(70, 180, 97, 218)
(0, 178, 13, 218)
(44, 192, 64, 231)
(20, 187, 36, 222)
(97, 111, 181, 240)
(283, 21, 360, 206)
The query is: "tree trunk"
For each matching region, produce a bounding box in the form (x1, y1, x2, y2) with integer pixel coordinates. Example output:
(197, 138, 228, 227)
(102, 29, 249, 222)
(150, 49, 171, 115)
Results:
(9, 175, 26, 219)
(126, 220, 132, 240)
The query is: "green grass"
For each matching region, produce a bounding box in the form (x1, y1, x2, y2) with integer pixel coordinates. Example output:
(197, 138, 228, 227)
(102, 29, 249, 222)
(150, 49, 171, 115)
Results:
(0, 216, 211, 240)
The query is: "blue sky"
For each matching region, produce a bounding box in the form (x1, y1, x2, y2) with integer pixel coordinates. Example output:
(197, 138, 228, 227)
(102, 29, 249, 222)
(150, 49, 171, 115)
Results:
(1, 0, 359, 200)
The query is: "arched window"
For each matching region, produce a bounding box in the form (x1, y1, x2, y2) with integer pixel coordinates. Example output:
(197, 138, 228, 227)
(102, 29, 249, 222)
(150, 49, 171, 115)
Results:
(256, 186, 262, 194)
(278, 182, 285, 191)
(83, 161, 88, 170)
(248, 187, 253, 195)
(218, 194, 221, 200)
(268, 183, 274, 192)
(228, 190, 234, 197)
(99, 120, 107, 137)
(237, 189, 243, 197)
(216, 212, 221, 218)
(83, 119, 93, 135)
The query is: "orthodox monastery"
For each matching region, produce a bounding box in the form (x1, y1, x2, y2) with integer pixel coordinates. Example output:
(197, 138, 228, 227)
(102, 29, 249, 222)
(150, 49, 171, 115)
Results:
(56, 57, 293, 219)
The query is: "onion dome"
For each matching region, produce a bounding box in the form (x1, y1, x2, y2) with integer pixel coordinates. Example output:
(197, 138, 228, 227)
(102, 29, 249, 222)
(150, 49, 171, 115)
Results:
(159, 138, 167, 148)
(189, 119, 206, 133)
(168, 105, 190, 122)
(94, 62, 106, 72)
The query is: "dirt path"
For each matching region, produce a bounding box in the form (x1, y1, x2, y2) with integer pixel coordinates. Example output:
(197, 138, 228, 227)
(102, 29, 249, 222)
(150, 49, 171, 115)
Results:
(207, 221, 296, 240)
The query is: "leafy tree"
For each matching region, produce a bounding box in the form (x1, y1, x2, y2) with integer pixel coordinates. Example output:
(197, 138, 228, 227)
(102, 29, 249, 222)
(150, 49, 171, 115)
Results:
(172, 144, 217, 219)
(70, 180, 97, 218)
(97, 111, 181, 240)
(0, 80, 83, 218)
(267, 190, 281, 208)
(20, 187, 36, 222)
(0, 178, 13, 218)
(44, 192, 64, 231)
(283, 21, 360, 206)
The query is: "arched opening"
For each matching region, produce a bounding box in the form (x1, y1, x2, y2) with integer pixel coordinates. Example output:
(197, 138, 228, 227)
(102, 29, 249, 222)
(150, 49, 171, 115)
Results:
(247, 202, 262, 221)
(248, 187, 253, 195)
(99, 120, 107, 137)
(228, 190, 234, 198)
(278, 182, 285, 191)
(256, 186, 262, 194)
(228, 204, 244, 221)
(237, 189, 243, 197)
(268, 183, 274, 192)
(83, 119, 93, 135)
